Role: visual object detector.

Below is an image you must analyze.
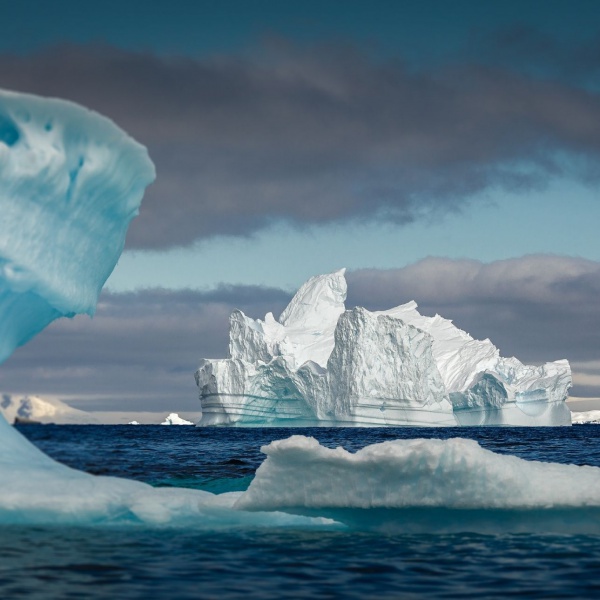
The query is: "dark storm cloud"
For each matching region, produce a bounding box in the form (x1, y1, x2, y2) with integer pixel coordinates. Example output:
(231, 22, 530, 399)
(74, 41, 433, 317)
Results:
(1, 256, 599, 409)
(0, 286, 290, 412)
(1, 42, 600, 248)
(472, 25, 600, 85)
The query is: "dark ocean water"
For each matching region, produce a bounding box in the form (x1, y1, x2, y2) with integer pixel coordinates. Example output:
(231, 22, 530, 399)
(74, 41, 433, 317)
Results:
(2, 425, 600, 599)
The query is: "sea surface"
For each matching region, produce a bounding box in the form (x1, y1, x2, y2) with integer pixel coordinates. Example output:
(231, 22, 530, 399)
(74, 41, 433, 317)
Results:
(2, 425, 600, 599)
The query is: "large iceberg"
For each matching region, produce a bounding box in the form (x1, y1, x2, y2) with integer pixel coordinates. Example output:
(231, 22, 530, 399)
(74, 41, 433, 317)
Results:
(196, 270, 571, 426)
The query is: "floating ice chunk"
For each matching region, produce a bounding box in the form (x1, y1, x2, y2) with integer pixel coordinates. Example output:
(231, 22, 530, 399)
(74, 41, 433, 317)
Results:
(235, 435, 600, 533)
(161, 413, 194, 425)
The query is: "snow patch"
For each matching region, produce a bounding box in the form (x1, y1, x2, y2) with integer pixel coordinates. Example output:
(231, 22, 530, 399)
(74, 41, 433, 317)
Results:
(0, 394, 98, 424)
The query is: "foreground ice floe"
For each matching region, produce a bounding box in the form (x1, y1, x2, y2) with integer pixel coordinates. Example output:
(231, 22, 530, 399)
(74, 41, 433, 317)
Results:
(235, 435, 600, 534)
(196, 270, 572, 426)
(2, 431, 600, 533)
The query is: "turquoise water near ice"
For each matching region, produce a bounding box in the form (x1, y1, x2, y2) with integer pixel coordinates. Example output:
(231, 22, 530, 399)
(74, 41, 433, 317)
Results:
(2, 425, 600, 599)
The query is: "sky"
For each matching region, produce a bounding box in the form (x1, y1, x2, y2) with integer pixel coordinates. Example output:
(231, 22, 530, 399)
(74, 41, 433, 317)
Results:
(1, 0, 600, 419)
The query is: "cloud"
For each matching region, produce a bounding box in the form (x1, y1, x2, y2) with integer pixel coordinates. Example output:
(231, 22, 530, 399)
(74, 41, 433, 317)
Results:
(1, 255, 599, 409)
(0, 286, 290, 412)
(471, 25, 600, 86)
(1, 42, 600, 248)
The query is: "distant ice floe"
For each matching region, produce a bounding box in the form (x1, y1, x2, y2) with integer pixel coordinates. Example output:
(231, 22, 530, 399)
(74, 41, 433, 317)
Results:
(196, 270, 572, 427)
(160, 413, 194, 425)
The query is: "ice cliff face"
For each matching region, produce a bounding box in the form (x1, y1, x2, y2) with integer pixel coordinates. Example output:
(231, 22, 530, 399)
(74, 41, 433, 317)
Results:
(196, 270, 571, 426)
(0, 89, 154, 475)
(0, 89, 155, 363)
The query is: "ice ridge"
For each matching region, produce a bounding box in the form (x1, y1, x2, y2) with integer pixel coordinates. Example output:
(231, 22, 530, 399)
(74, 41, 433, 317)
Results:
(234, 435, 600, 534)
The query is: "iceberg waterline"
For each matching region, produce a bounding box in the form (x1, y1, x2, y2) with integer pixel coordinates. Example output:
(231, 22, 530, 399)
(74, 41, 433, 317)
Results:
(196, 270, 572, 427)
(0, 89, 591, 532)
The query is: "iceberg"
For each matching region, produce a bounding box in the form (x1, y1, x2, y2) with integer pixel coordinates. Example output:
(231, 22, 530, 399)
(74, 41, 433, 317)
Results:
(0, 89, 330, 530)
(0, 89, 155, 364)
(1, 394, 98, 424)
(160, 413, 194, 425)
(196, 270, 571, 426)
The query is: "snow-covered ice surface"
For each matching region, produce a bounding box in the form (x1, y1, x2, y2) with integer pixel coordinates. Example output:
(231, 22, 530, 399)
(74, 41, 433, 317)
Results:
(196, 270, 571, 427)
(571, 410, 600, 424)
(0, 394, 98, 424)
(236, 435, 600, 534)
(160, 413, 194, 425)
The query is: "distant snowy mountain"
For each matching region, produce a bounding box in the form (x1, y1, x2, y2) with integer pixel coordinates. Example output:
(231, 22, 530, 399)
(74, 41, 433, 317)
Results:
(160, 413, 194, 425)
(571, 410, 600, 424)
(196, 269, 571, 427)
(0, 394, 98, 425)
